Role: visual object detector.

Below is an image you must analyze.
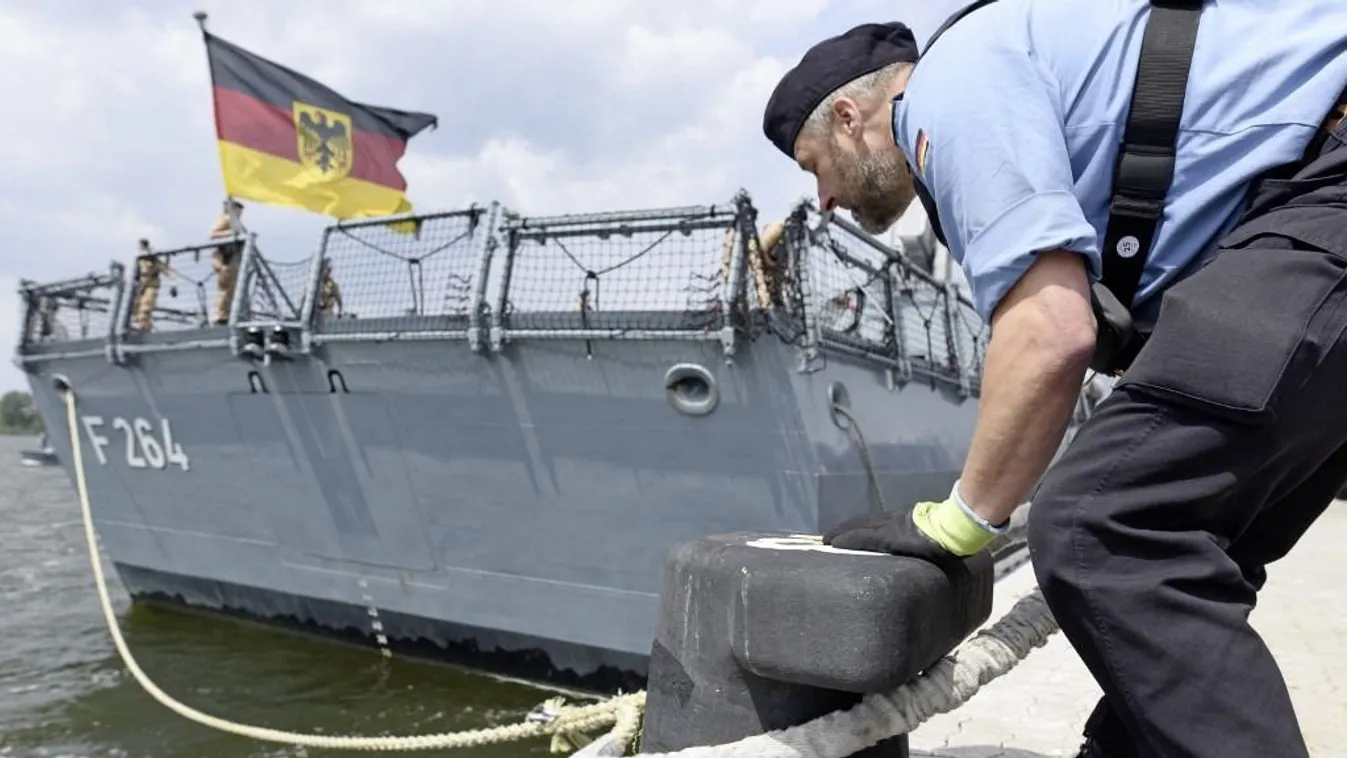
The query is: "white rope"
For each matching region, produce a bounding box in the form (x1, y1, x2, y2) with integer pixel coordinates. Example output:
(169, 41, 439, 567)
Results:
(586, 590, 1059, 758)
(57, 375, 1059, 757)
(573, 697, 647, 757)
(57, 380, 641, 751)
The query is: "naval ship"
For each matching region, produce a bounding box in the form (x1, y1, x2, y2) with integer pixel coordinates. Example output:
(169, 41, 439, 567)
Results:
(14, 192, 1104, 693)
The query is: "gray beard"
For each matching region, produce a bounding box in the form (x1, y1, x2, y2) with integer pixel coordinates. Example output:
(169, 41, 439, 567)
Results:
(831, 140, 913, 235)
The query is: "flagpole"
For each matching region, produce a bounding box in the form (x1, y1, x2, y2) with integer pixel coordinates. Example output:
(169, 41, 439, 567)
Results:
(192, 11, 240, 232)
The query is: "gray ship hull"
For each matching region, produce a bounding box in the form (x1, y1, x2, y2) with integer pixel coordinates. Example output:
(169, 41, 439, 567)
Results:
(15, 195, 1088, 693)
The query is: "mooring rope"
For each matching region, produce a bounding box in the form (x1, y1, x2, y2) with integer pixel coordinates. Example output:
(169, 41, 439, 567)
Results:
(56, 376, 641, 752)
(828, 402, 887, 515)
(578, 590, 1059, 758)
(56, 374, 1059, 756)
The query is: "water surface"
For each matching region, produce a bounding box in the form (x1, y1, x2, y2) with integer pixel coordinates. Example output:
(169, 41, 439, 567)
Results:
(0, 435, 560, 758)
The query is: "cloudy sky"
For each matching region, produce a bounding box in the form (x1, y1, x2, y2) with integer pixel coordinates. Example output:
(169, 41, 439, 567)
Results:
(0, 0, 962, 392)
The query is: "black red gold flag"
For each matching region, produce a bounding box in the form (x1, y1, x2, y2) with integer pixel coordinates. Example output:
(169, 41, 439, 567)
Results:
(202, 30, 437, 221)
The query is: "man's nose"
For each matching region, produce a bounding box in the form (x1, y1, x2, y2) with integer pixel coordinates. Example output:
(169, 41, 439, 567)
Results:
(817, 186, 838, 213)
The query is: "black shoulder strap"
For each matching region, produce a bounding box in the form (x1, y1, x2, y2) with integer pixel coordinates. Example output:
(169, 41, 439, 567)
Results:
(910, 0, 1203, 314)
(1099, 0, 1202, 310)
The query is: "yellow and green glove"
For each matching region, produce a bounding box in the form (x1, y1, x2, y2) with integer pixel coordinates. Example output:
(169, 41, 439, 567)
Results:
(822, 481, 1007, 565)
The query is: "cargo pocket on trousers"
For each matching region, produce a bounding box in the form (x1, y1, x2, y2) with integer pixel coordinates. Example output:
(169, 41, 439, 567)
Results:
(1116, 233, 1347, 424)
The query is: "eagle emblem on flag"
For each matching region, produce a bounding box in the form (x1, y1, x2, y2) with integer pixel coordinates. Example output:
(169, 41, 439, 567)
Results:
(294, 102, 353, 180)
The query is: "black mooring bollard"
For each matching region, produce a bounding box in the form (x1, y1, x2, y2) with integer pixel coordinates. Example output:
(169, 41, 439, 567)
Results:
(642, 532, 995, 756)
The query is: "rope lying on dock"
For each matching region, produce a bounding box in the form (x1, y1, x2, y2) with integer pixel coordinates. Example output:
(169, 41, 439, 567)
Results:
(56, 375, 1060, 756)
(576, 590, 1059, 758)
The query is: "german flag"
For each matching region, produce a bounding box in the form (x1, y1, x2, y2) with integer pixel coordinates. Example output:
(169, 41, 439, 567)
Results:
(203, 30, 437, 221)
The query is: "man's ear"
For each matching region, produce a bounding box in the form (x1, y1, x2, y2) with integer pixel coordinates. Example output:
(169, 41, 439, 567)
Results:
(829, 97, 865, 139)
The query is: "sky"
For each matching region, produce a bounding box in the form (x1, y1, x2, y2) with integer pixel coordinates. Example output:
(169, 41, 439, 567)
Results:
(0, 0, 965, 392)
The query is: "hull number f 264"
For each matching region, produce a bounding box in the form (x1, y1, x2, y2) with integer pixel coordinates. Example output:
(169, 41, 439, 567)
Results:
(80, 415, 190, 471)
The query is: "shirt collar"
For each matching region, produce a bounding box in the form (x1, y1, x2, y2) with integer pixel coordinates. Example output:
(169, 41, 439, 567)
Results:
(889, 92, 907, 151)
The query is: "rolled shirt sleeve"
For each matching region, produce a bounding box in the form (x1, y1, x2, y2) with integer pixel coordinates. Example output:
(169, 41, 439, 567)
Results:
(892, 35, 1099, 322)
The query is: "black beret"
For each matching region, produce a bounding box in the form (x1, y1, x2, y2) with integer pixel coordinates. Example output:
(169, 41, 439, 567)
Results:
(762, 22, 919, 158)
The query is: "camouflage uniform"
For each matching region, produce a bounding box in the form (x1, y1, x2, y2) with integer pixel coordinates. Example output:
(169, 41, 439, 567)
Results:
(209, 212, 241, 325)
(211, 247, 239, 325)
(132, 255, 168, 332)
(319, 272, 342, 318)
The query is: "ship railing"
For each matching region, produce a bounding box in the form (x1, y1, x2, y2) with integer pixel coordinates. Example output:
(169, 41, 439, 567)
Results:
(13, 263, 127, 365)
(781, 202, 987, 397)
(104, 232, 306, 359)
(487, 192, 757, 357)
(237, 244, 310, 325)
(118, 236, 241, 333)
(301, 205, 498, 350)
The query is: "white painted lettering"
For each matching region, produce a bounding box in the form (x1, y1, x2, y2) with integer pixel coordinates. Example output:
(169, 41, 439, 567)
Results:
(80, 415, 109, 466)
(133, 418, 165, 469)
(162, 418, 189, 471)
(79, 414, 190, 472)
(111, 417, 146, 468)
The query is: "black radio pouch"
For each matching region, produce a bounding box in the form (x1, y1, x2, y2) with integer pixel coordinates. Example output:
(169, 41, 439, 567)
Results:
(1089, 280, 1147, 376)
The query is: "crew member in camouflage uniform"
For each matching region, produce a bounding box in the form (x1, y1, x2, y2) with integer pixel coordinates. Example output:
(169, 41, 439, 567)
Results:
(318, 259, 343, 319)
(209, 200, 244, 325)
(132, 239, 172, 332)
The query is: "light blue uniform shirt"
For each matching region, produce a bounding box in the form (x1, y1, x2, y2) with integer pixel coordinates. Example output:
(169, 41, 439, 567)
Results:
(892, 0, 1347, 324)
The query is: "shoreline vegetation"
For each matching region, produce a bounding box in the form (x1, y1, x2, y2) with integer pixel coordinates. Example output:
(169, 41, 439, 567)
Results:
(0, 391, 44, 436)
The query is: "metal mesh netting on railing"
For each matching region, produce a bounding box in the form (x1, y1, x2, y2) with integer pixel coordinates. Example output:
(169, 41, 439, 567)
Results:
(123, 239, 242, 333)
(311, 208, 489, 336)
(494, 203, 744, 339)
(17, 264, 126, 350)
(119, 237, 314, 335)
(242, 251, 309, 323)
(784, 203, 988, 391)
(944, 279, 989, 388)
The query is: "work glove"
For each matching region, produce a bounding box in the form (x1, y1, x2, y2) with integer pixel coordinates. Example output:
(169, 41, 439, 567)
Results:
(823, 481, 1006, 566)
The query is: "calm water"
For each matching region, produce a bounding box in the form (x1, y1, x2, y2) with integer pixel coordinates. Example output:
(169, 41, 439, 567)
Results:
(0, 435, 562, 758)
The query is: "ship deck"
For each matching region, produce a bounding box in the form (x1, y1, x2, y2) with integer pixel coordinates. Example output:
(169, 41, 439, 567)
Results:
(910, 501, 1347, 758)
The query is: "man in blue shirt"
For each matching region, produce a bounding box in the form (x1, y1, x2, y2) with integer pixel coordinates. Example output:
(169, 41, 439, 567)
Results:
(762, 2, 1347, 757)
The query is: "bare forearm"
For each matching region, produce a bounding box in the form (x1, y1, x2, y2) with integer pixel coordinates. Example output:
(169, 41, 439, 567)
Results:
(959, 319, 1090, 524)
(957, 250, 1096, 525)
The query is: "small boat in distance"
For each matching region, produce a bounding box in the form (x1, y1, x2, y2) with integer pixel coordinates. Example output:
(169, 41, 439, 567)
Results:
(20, 433, 59, 468)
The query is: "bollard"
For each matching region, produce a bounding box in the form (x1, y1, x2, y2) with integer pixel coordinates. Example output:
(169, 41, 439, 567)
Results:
(641, 533, 995, 757)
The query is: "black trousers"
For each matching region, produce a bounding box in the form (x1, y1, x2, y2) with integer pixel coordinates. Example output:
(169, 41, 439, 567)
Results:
(1027, 116, 1347, 758)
